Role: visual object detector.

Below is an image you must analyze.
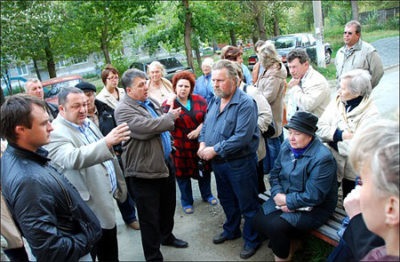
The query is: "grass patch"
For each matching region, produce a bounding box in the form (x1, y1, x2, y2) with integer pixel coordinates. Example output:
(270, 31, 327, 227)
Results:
(314, 63, 337, 80)
(292, 235, 334, 262)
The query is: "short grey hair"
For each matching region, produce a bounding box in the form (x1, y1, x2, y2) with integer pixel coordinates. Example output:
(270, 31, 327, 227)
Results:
(121, 68, 147, 89)
(212, 59, 239, 85)
(58, 87, 83, 106)
(202, 57, 214, 68)
(25, 78, 42, 92)
(345, 20, 362, 34)
(259, 42, 282, 69)
(340, 69, 372, 97)
(287, 48, 309, 64)
(147, 61, 166, 77)
(350, 119, 399, 197)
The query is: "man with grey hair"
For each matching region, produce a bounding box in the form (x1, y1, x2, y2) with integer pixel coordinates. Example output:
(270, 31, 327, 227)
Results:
(114, 69, 187, 262)
(335, 20, 383, 88)
(286, 48, 331, 119)
(198, 59, 261, 259)
(25, 78, 58, 120)
(44, 87, 131, 261)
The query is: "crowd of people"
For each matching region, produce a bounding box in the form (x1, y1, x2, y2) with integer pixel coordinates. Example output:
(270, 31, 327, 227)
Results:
(0, 19, 398, 262)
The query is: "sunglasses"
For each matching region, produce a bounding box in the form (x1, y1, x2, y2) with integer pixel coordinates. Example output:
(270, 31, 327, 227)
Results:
(343, 31, 354, 35)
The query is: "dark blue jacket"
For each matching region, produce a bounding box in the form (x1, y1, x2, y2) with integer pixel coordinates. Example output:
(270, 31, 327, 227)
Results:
(263, 138, 338, 229)
(1, 144, 102, 262)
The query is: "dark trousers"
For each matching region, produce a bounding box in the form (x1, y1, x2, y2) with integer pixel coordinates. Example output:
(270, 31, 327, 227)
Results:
(117, 192, 137, 224)
(176, 171, 213, 207)
(253, 209, 304, 259)
(126, 158, 177, 262)
(257, 160, 266, 194)
(90, 226, 118, 262)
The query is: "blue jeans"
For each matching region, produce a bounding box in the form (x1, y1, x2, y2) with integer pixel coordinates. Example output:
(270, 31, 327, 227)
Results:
(263, 137, 282, 174)
(117, 192, 137, 224)
(212, 154, 260, 248)
(177, 172, 213, 207)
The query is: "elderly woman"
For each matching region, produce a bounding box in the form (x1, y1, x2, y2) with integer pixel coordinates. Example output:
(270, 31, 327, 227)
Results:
(97, 64, 125, 109)
(162, 71, 217, 214)
(253, 111, 338, 261)
(194, 57, 214, 104)
(317, 69, 379, 198)
(257, 42, 287, 174)
(348, 120, 399, 261)
(147, 61, 174, 104)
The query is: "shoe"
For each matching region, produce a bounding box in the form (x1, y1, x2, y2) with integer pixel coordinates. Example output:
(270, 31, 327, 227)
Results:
(162, 238, 188, 248)
(207, 196, 218, 206)
(212, 232, 240, 244)
(240, 244, 260, 259)
(183, 205, 194, 214)
(127, 220, 140, 230)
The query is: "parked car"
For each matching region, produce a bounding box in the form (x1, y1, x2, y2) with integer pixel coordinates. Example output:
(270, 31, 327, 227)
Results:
(248, 54, 258, 71)
(130, 56, 192, 80)
(272, 33, 332, 68)
(248, 33, 332, 74)
(42, 74, 83, 104)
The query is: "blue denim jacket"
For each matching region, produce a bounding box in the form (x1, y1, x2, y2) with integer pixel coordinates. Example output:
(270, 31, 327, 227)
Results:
(199, 88, 259, 160)
(263, 138, 338, 228)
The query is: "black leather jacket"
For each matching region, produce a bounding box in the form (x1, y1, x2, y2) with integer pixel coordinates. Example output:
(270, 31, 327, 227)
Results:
(1, 144, 102, 262)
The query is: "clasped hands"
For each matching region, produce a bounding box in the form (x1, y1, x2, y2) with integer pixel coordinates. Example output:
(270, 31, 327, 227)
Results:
(274, 193, 293, 213)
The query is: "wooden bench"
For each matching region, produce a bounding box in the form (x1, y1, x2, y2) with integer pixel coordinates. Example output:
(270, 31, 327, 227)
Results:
(258, 191, 346, 246)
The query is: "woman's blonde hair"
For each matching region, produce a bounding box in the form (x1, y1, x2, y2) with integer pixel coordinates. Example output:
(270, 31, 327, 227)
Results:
(259, 41, 281, 70)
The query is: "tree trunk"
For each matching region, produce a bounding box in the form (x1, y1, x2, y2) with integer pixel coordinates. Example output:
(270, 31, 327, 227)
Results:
(44, 38, 56, 78)
(194, 47, 202, 70)
(351, 0, 359, 21)
(273, 13, 280, 36)
(229, 29, 236, 46)
(252, 3, 266, 40)
(33, 58, 41, 81)
(101, 35, 111, 65)
(182, 0, 194, 70)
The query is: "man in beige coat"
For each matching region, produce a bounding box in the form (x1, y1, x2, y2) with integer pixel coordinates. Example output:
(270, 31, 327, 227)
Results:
(286, 48, 331, 120)
(44, 87, 131, 261)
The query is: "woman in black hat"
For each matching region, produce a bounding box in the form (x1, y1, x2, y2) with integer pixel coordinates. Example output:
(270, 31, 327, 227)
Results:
(252, 111, 338, 261)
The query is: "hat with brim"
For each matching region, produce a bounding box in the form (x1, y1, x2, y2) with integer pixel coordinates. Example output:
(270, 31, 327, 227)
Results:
(75, 82, 96, 92)
(284, 111, 318, 136)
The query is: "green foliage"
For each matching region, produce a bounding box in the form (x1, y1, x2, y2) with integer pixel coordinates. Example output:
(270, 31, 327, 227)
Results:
(110, 56, 131, 78)
(292, 235, 334, 262)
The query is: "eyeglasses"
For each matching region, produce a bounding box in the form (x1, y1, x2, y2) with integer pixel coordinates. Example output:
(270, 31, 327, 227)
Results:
(343, 31, 354, 35)
(107, 77, 119, 81)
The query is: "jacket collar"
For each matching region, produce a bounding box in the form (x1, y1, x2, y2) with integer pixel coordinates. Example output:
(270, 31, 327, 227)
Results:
(7, 143, 50, 165)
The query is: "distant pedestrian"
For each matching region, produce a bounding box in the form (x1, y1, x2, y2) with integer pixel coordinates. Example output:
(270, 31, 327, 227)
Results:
(97, 64, 126, 109)
(194, 57, 215, 104)
(198, 59, 260, 259)
(335, 20, 384, 88)
(25, 78, 59, 120)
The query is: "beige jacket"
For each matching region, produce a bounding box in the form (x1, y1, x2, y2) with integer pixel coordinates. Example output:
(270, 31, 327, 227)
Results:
(317, 96, 379, 181)
(286, 66, 330, 118)
(240, 83, 273, 161)
(257, 63, 287, 138)
(97, 87, 126, 109)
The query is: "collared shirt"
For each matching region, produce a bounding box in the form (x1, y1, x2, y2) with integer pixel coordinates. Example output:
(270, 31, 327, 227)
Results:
(61, 116, 117, 193)
(138, 99, 172, 160)
(199, 88, 259, 160)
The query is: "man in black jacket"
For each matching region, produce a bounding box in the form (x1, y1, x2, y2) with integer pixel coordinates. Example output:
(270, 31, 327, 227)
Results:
(0, 94, 102, 262)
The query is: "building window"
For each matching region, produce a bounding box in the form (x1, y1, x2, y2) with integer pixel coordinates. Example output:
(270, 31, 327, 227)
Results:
(15, 65, 29, 76)
(71, 57, 88, 65)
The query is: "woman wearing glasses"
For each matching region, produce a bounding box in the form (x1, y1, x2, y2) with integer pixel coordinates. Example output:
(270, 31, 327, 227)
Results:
(98, 64, 126, 109)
